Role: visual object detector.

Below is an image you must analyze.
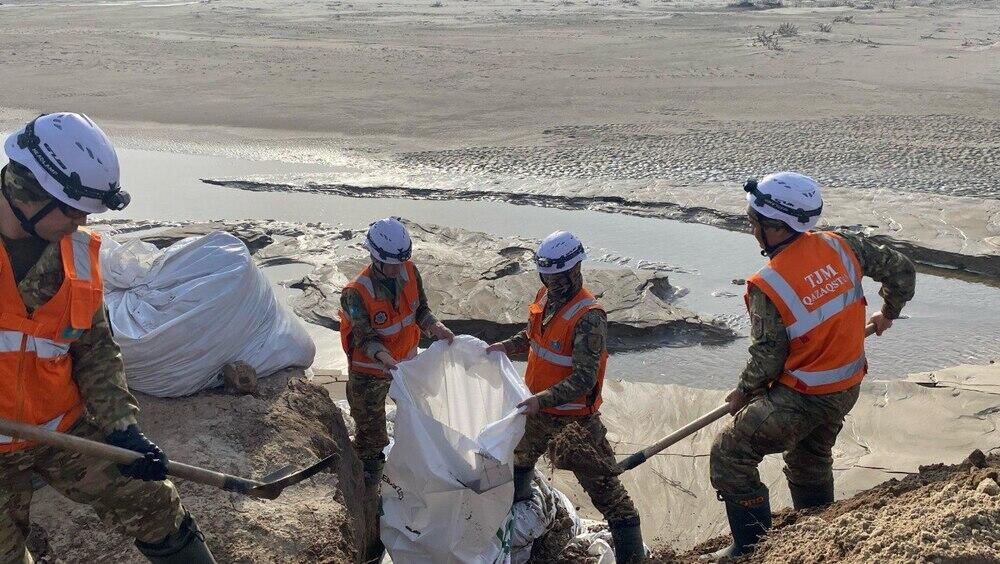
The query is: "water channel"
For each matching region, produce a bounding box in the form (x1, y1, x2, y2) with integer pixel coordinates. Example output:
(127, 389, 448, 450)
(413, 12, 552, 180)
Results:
(107, 147, 1000, 389)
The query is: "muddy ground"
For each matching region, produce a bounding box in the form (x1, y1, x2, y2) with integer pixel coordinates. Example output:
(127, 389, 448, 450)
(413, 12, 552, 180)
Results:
(1, 0, 996, 280)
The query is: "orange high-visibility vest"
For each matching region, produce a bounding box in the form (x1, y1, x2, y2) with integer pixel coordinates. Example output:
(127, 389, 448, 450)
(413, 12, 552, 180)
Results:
(746, 231, 868, 395)
(0, 230, 104, 452)
(339, 262, 421, 377)
(525, 287, 607, 416)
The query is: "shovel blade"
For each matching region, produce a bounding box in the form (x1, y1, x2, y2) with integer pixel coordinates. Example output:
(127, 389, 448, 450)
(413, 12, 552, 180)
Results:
(247, 454, 337, 500)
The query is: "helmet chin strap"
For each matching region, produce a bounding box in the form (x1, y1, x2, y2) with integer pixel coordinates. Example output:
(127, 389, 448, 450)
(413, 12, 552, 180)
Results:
(761, 231, 801, 257)
(1, 166, 58, 240)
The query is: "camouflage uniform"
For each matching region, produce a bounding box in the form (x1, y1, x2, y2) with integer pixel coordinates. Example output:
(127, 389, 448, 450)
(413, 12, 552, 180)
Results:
(340, 263, 438, 470)
(504, 272, 640, 525)
(710, 231, 916, 498)
(0, 183, 186, 563)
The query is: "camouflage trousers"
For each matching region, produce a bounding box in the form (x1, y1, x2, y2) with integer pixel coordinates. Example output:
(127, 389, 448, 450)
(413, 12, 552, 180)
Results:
(710, 382, 862, 498)
(0, 417, 184, 564)
(346, 371, 393, 469)
(515, 412, 639, 525)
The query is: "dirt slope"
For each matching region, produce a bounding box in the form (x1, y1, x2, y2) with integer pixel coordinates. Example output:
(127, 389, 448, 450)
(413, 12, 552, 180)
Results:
(646, 450, 1000, 563)
(26, 369, 376, 563)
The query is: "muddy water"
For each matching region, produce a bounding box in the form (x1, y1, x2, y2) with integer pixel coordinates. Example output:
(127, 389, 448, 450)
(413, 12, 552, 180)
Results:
(115, 148, 1000, 389)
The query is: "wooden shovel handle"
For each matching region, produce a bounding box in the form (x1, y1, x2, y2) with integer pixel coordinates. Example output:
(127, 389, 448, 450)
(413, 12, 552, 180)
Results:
(0, 417, 263, 494)
(617, 323, 878, 473)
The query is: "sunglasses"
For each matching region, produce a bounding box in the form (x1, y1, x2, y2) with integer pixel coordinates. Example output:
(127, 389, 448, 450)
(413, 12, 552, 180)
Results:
(55, 200, 89, 220)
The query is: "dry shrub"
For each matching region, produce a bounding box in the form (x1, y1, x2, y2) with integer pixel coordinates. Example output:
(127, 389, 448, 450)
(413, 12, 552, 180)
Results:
(777, 22, 799, 36)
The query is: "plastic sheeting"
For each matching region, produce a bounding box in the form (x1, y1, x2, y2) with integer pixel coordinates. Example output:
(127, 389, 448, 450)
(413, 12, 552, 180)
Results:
(101, 232, 315, 397)
(381, 336, 531, 564)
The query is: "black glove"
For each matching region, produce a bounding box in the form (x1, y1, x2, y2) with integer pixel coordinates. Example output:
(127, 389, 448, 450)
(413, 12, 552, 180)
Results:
(105, 425, 169, 481)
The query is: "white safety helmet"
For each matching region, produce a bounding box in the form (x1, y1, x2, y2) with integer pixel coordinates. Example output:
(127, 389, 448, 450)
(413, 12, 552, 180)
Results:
(535, 231, 586, 274)
(4, 113, 129, 214)
(366, 217, 412, 264)
(744, 171, 822, 232)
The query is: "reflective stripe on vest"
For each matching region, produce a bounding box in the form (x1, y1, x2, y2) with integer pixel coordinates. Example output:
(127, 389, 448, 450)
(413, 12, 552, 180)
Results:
(561, 298, 599, 321)
(69, 230, 96, 282)
(350, 346, 418, 372)
(524, 287, 607, 416)
(339, 262, 422, 376)
(788, 352, 867, 387)
(550, 403, 587, 411)
(373, 300, 420, 337)
(0, 413, 64, 444)
(354, 275, 376, 297)
(747, 232, 867, 395)
(0, 229, 102, 452)
(0, 331, 72, 358)
(757, 234, 864, 340)
(529, 341, 573, 367)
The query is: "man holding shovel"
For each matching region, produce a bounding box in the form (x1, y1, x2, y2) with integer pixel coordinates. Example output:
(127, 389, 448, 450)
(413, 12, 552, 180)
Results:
(703, 172, 916, 560)
(339, 217, 454, 487)
(0, 114, 216, 563)
(487, 231, 645, 564)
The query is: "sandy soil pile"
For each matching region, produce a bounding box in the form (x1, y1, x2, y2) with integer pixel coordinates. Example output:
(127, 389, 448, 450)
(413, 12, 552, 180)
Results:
(650, 450, 1000, 563)
(26, 369, 378, 563)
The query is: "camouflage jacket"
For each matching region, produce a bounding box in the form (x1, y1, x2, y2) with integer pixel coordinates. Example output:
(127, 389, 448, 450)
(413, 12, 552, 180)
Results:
(501, 294, 606, 410)
(739, 230, 916, 394)
(340, 262, 438, 366)
(3, 234, 138, 433)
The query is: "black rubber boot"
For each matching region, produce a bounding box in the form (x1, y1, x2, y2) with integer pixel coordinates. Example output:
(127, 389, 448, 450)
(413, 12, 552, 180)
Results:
(512, 466, 534, 504)
(609, 516, 645, 563)
(788, 480, 834, 511)
(700, 489, 771, 561)
(135, 512, 217, 564)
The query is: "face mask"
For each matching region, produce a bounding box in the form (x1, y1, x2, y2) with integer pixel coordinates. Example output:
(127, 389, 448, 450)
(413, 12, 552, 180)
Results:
(541, 266, 582, 302)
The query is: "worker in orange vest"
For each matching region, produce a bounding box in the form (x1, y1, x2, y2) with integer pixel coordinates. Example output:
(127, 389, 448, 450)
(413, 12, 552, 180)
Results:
(487, 231, 644, 563)
(0, 114, 216, 563)
(339, 217, 454, 487)
(702, 172, 916, 560)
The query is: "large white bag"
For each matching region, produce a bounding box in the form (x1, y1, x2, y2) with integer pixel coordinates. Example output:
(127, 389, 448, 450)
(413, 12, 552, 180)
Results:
(101, 231, 315, 397)
(511, 472, 582, 564)
(381, 336, 531, 564)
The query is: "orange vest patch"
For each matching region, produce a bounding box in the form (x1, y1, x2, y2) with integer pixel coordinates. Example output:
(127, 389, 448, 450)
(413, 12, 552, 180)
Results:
(339, 262, 421, 377)
(525, 287, 607, 416)
(746, 231, 868, 395)
(0, 230, 103, 452)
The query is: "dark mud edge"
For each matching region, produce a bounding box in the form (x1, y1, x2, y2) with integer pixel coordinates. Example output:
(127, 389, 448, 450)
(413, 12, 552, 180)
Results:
(290, 292, 737, 354)
(203, 179, 1000, 285)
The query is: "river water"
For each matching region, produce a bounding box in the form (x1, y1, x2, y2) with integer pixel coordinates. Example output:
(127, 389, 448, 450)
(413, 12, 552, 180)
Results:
(108, 147, 1000, 389)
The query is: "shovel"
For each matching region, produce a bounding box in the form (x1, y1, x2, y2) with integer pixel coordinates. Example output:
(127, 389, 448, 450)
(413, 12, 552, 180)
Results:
(0, 416, 335, 500)
(616, 322, 880, 473)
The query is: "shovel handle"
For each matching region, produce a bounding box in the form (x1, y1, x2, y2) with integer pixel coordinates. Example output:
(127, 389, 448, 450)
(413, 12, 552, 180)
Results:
(0, 417, 263, 494)
(617, 323, 879, 473)
(617, 403, 730, 472)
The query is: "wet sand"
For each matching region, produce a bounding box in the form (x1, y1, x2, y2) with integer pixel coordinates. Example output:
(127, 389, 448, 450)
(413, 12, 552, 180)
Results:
(548, 363, 1000, 550)
(4, 0, 999, 554)
(1, 0, 998, 276)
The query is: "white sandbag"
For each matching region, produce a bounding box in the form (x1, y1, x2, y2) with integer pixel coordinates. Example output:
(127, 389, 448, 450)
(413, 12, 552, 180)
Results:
(567, 519, 650, 563)
(101, 232, 315, 397)
(381, 336, 531, 564)
(511, 472, 582, 564)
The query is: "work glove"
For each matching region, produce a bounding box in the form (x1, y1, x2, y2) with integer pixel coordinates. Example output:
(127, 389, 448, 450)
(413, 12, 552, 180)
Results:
(105, 425, 169, 481)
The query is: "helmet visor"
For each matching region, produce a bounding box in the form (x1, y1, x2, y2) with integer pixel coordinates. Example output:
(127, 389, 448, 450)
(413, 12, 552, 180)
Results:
(367, 232, 412, 263)
(743, 178, 821, 226)
(534, 244, 584, 270)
